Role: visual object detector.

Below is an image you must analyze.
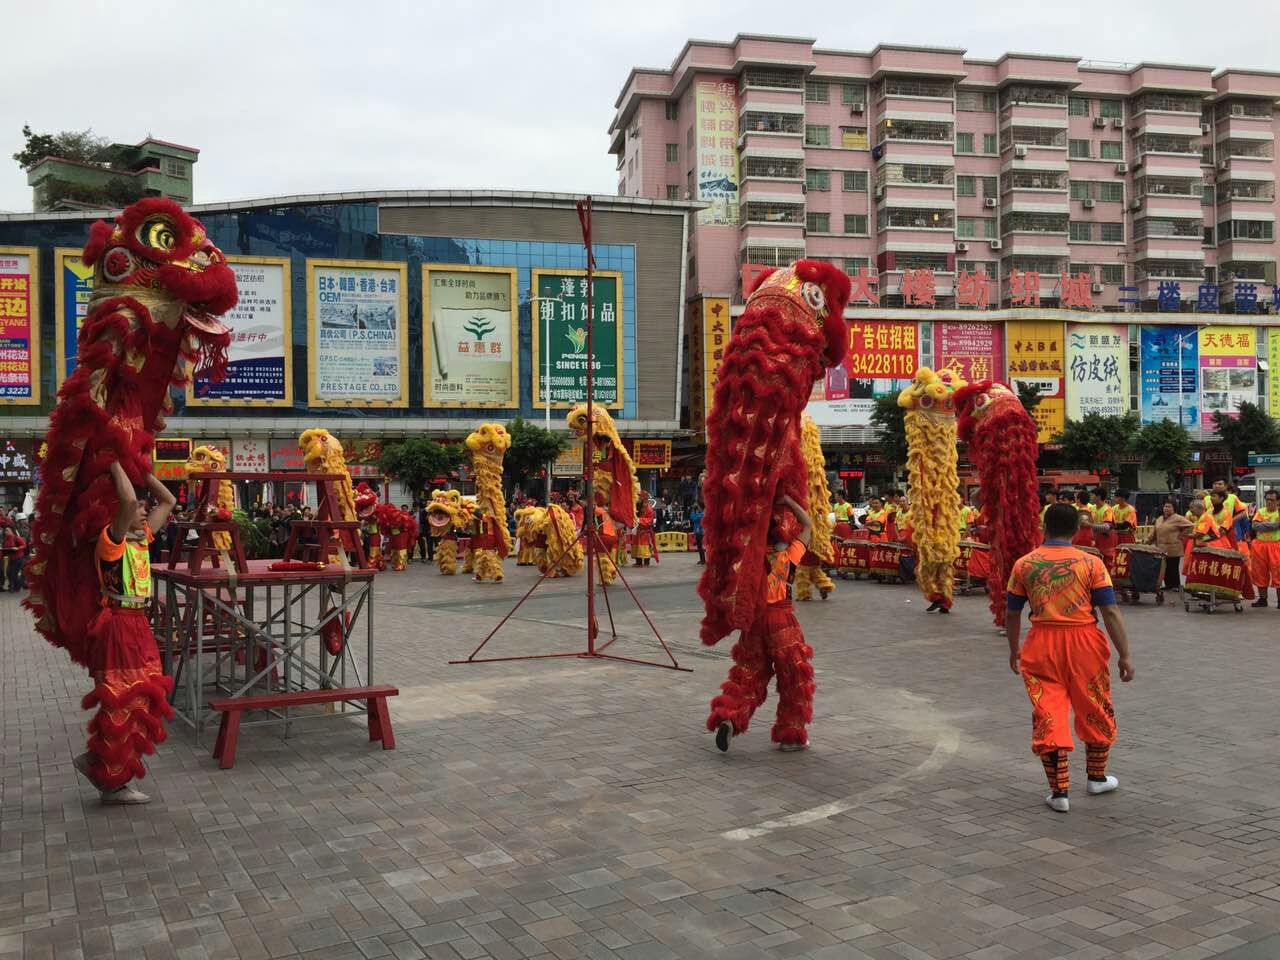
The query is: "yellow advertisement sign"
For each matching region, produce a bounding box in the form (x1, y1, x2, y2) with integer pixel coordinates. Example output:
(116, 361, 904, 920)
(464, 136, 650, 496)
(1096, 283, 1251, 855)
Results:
(702, 298, 730, 425)
(1269, 331, 1280, 419)
(632, 439, 672, 470)
(1006, 321, 1065, 443)
(552, 443, 583, 478)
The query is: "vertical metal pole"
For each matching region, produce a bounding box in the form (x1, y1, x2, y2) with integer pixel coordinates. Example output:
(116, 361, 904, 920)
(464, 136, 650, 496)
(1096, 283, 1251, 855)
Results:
(581, 196, 596, 656)
(546, 297, 554, 503)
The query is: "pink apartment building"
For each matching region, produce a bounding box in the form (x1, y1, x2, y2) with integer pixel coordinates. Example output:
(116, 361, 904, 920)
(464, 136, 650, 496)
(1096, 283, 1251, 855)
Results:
(609, 36, 1280, 313)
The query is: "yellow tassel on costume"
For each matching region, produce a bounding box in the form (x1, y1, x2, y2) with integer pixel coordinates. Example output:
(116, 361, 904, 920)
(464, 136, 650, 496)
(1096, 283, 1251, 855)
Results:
(798, 414, 835, 598)
(436, 540, 458, 575)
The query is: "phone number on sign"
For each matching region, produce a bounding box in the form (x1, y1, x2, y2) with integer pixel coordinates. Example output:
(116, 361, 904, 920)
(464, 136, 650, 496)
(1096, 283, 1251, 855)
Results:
(846, 353, 916, 377)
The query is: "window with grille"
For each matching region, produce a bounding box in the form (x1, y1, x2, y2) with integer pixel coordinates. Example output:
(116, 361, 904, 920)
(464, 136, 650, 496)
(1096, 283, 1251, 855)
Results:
(665, 101, 679, 120)
(1218, 219, 1275, 241)
(1003, 170, 1066, 191)
(743, 67, 804, 89)
(806, 212, 831, 233)
(879, 164, 952, 186)
(880, 208, 954, 229)
(957, 90, 996, 112)
(1216, 100, 1271, 120)
(666, 185, 680, 200)
(806, 168, 831, 191)
(1069, 139, 1091, 159)
(666, 143, 678, 163)
(843, 257, 871, 274)
(1069, 222, 1093, 242)
(1099, 141, 1123, 160)
(956, 132, 975, 153)
(877, 119, 952, 143)
(1002, 85, 1068, 107)
(896, 252, 951, 270)
(1003, 212, 1069, 234)
(743, 202, 804, 224)
(957, 176, 976, 197)
(743, 246, 797, 267)
(1070, 181, 1092, 201)
(882, 76, 953, 98)
(1217, 180, 1276, 202)
(1100, 223, 1124, 242)
(742, 156, 803, 179)
(805, 81, 829, 103)
(1217, 139, 1274, 160)
(843, 214, 868, 235)
(742, 112, 804, 136)
(1068, 98, 1090, 117)
(1134, 133, 1200, 156)
(841, 83, 869, 105)
(1101, 265, 1125, 284)
(1203, 227, 1215, 246)
(164, 158, 188, 178)
(805, 124, 830, 146)
(842, 170, 868, 191)
(1098, 100, 1123, 120)
(1132, 92, 1202, 114)
(1098, 182, 1124, 203)
(982, 133, 998, 155)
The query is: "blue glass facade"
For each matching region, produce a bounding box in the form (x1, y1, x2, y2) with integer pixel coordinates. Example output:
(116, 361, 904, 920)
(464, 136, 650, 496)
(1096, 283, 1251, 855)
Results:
(0, 201, 638, 421)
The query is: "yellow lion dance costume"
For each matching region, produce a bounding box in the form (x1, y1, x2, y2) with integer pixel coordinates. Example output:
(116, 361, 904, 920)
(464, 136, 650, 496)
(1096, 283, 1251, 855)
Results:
(426, 490, 466, 575)
(299, 428, 357, 562)
(794, 415, 835, 601)
(534, 503, 584, 577)
(465, 423, 511, 582)
(566, 404, 638, 586)
(185, 445, 234, 553)
(897, 367, 965, 613)
(514, 506, 540, 565)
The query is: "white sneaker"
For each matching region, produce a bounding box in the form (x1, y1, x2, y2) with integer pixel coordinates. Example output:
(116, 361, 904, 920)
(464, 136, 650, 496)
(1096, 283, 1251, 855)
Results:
(1045, 794, 1070, 813)
(100, 785, 151, 805)
(1086, 775, 1119, 795)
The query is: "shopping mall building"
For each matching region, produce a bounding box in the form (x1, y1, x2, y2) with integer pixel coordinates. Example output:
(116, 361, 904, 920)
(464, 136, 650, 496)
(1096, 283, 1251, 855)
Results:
(611, 36, 1280, 491)
(0, 191, 697, 506)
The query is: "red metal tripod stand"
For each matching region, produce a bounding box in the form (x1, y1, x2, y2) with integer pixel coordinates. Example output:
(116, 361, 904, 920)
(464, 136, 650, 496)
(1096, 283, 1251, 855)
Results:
(451, 196, 688, 672)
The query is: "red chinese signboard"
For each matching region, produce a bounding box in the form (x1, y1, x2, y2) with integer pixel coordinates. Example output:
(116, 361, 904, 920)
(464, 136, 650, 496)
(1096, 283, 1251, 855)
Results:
(630, 439, 672, 470)
(845, 321, 918, 378)
(935, 322, 1004, 384)
(269, 438, 306, 471)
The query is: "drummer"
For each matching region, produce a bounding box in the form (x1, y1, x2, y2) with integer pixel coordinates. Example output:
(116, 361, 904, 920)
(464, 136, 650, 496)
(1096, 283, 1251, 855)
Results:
(1147, 500, 1192, 603)
(1112, 490, 1138, 548)
(862, 496, 891, 543)
(1072, 489, 1096, 548)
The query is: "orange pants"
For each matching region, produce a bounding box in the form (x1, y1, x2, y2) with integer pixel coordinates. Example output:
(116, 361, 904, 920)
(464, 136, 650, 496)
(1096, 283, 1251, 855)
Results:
(1251, 540, 1280, 589)
(1019, 623, 1116, 756)
(707, 601, 813, 745)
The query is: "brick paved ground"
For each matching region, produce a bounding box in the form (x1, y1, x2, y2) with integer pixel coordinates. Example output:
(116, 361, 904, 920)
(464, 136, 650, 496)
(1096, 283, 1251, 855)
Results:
(2, 552, 1278, 960)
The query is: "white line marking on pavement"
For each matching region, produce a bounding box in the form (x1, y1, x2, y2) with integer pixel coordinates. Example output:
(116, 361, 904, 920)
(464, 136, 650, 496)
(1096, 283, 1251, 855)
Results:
(721, 730, 960, 841)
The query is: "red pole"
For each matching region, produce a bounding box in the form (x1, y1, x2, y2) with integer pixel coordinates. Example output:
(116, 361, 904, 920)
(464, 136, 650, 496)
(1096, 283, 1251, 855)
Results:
(580, 196, 596, 654)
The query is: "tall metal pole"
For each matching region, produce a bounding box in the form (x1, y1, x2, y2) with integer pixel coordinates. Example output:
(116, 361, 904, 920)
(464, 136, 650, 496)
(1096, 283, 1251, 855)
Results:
(528, 292, 562, 503)
(579, 196, 596, 655)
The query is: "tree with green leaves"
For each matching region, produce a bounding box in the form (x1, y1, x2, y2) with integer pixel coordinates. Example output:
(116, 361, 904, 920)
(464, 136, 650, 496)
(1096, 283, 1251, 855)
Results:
(13, 124, 114, 169)
(1051, 413, 1140, 478)
(1213, 400, 1280, 473)
(869, 394, 908, 468)
(504, 417, 568, 491)
(1132, 420, 1192, 493)
(378, 438, 462, 500)
(1016, 381, 1042, 415)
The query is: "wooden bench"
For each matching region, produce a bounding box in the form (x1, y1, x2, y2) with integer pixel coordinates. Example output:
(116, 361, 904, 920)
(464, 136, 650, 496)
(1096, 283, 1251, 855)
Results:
(209, 684, 399, 769)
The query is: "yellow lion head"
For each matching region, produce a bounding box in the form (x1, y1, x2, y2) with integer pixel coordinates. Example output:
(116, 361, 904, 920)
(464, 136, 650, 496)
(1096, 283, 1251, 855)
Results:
(565, 403, 618, 441)
(465, 422, 511, 462)
(897, 366, 966, 418)
(185, 444, 227, 475)
(299, 428, 346, 473)
(426, 488, 464, 535)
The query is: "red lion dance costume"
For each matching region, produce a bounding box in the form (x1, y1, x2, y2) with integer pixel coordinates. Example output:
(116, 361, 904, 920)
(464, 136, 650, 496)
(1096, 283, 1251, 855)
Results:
(954, 380, 1041, 627)
(355, 483, 383, 570)
(699, 260, 850, 748)
(25, 198, 237, 791)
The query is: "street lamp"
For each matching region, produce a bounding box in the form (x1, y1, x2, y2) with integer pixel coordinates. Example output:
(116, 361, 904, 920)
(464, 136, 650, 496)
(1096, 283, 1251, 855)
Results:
(527, 290, 565, 502)
(1174, 323, 1210, 443)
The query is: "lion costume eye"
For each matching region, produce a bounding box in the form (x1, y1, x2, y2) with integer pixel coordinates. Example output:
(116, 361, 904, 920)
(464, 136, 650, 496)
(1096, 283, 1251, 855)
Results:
(800, 281, 826, 315)
(974, 394, 992, 411)
(141, 217, 178, 252)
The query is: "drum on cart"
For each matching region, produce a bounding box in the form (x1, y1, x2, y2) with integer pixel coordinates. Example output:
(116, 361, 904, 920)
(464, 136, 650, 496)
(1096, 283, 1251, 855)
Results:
(1115, 543, 1165, 597)
(1183, 546, 1247, 613)
(869, 542, 908, 580)
(833, 539, 871, 579)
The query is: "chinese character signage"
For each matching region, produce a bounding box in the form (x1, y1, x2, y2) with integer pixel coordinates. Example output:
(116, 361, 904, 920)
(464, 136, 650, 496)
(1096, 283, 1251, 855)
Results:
(192, 256, 292, 406)
(423, 264, 518, 407)
(1006, 321, 1065, 443)
(1269, 330, 1280, 420)
(0, 438, 33, 482)
(695, 77, 740, 225)
(935, 322, 1003, 384)
(0, 247, 38, 405)
(232, 439, 269, 474)
(269, 438, 306, 471)
(1139, 326, 1198, 427)
(552, 443, 583, 477)
(703, 298, 729, 425)
(307, 259, 409, 407)
(631, 439, 672, 470)
(54, 246, 94, 384)
(342, 438, 384, 479)
(1066, 323, 1129, 419)
(805, 320, 918, 427)
(532, 269, 624, 409)
(1199, 325, 1256, 432)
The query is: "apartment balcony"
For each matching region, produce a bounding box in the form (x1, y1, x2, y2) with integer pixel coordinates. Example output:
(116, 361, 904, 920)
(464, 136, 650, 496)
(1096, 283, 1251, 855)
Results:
(740, 198, 806, 231)
(1000, 168, 1069, 194)
(1129, 114, 1203, 138)
(740, 150, 805, 182)
(740, 181, 804, 206)
(875, 117, 954, 146)
(1215, 176, 1277, 206)
(738, 107, 805, 149)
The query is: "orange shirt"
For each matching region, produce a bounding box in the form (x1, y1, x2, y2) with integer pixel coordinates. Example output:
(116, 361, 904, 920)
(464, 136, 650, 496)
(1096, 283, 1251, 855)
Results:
(1006, 542, 1114, 625)
(765, 540, 808, 605)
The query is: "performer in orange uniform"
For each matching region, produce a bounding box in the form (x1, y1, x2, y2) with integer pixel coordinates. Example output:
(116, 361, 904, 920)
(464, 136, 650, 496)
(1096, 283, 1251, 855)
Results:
(862, 497, 891, 543)
(1006, 503, 1134, 814)
(1071, 489, 1095, 548)
(709, 494, 815, 753)
(1111, 490, 1138, 547)
(1250, 488, 1280, 607)
(74, 461, 177, 805)
(1089, 489, 1117, 568)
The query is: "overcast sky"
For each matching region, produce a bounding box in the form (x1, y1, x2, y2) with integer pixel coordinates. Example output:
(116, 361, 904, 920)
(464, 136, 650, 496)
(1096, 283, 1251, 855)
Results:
(3, 0, 1275, 212)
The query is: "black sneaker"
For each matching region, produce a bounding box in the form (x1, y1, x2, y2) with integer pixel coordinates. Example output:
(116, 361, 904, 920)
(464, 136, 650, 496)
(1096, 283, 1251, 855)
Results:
(714, 721, 732, 752)
(1252, 598, 1268, 608)
(925, 601, 941, 612)
(938, 606, 950, 614)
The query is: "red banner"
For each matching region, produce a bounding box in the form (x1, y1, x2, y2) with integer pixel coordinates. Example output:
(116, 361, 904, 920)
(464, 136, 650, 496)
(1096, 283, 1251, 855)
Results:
(935, 322, 1004, 384)
(845, 321, 918, 378)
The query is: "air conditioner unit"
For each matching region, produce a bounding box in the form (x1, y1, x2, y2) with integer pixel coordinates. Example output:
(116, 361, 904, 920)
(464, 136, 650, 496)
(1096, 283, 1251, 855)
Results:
(1112, 117, 1124, 128)
(1130, 197, 1143, 210)
(1218, 159, 1229, 171)
(984, 197, 997, 208)
(1083, 198, 1096, 209)
(989, 239, 1002, 250)
(1093, 117, 1106, 128)
(1114, 162, 1128, 174)
(1201, 123, 1211, 134)
(1132, 155, 1144, 169)
(1091, 282, 1105, 294)
(1014, 145, 1029, 158)
(850, 102, 865, 115)
(956, 242, 969, 253)
(874, 186, 884, 199)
